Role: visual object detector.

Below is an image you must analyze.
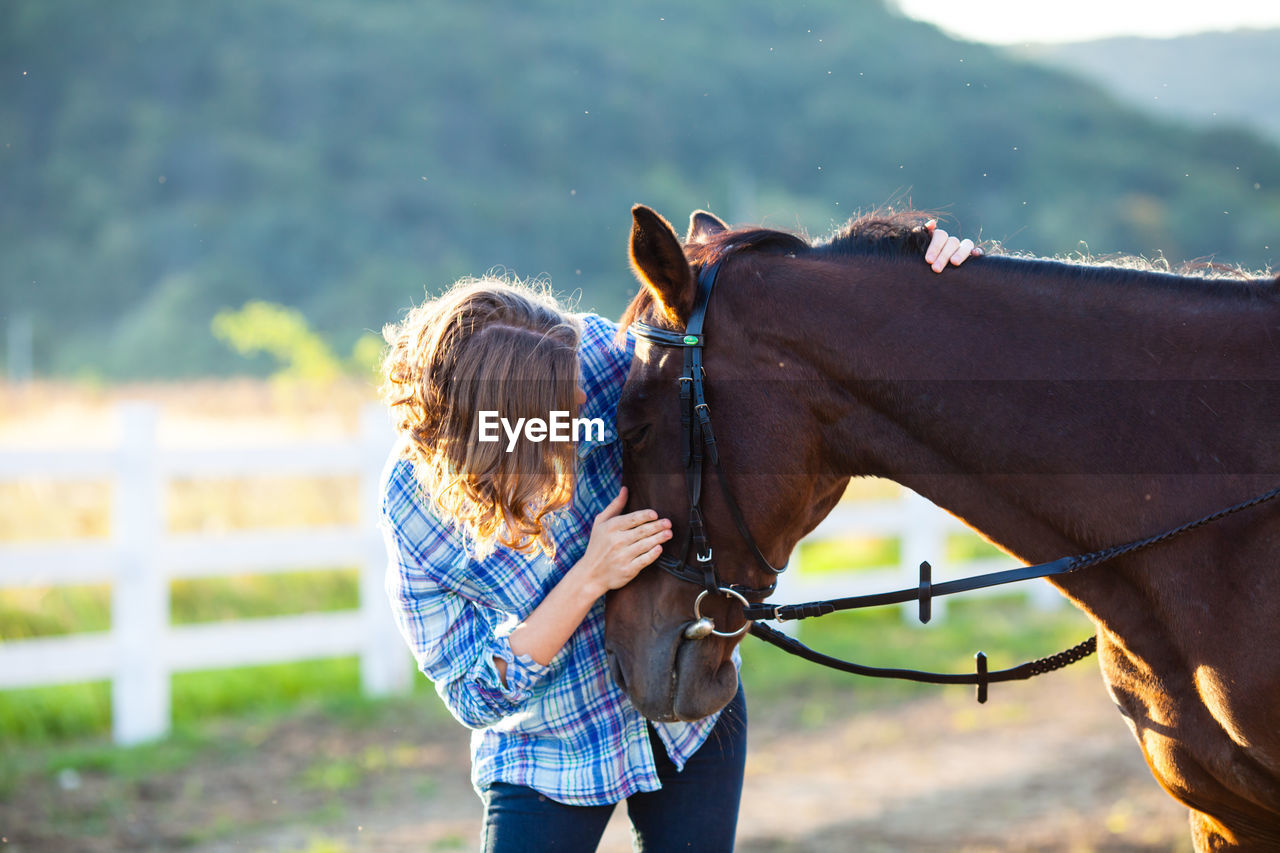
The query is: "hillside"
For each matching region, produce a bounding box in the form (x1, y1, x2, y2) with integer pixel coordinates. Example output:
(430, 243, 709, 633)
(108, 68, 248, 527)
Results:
(1021, 29, 1280, 144)
(2, 1, 1279, 378)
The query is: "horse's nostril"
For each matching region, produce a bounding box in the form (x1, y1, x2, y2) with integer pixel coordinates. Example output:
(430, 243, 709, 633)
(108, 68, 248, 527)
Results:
(605, 650, 627, 690)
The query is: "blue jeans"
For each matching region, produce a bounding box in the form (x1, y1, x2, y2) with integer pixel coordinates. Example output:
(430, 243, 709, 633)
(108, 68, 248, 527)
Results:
(480, 686, 747, 852)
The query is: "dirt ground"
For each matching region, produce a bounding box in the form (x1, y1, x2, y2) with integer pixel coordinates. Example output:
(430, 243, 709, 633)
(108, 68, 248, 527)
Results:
(4, 665, 1193, 853)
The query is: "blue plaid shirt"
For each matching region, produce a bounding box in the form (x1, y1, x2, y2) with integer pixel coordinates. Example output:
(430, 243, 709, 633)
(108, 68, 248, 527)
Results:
(380, 313, 726, 806)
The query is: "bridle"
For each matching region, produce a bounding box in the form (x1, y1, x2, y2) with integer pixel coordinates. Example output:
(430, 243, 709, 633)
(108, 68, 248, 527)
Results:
(631, 245, 1280, 701)
(633, 252, 784, 641)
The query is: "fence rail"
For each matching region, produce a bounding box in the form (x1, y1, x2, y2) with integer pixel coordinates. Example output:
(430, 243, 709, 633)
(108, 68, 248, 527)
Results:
(0, 402, 1061, 744)
(0, 402, 408, 744)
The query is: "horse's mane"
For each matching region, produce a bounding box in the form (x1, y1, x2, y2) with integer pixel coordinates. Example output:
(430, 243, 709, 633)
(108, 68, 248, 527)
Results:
(620, 210, 933, 331)
(686, 209, 938, 266)
(620, 209, 1278, 332)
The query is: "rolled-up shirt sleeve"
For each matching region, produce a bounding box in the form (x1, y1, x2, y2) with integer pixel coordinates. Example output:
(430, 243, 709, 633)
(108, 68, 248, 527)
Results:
(380, 462, 553, 730)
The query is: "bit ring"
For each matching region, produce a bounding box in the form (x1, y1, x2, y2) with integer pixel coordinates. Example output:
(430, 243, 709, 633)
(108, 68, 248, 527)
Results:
(691, 587, 751, 638)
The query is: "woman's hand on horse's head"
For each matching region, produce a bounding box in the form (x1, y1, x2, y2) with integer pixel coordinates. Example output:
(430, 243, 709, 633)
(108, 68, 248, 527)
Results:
(576, 487, 673, 598)
(924, 219, 982, 273)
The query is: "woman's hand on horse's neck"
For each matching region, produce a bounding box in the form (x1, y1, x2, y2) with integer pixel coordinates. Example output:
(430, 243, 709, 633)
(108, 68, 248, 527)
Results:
(922, 220, 981, 273)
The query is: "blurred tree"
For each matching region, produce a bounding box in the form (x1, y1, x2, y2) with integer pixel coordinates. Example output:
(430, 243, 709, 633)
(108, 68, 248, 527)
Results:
(1, 0, 1277, 378)
(212, 300, 384, 383)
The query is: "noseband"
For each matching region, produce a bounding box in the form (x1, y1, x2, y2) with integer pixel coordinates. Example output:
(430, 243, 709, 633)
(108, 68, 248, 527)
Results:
(633, 252, 784, 639)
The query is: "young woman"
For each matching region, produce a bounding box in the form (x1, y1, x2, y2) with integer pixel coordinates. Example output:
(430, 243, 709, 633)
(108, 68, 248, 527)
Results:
(379, 220, 979, 852)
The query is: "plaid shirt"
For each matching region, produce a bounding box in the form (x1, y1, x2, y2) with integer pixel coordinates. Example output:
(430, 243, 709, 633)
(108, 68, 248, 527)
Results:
(380, 312, 726, 806)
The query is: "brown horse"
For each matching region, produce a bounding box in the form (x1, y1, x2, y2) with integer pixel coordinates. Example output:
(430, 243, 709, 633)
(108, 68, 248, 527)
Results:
(603, 204, 1280, 850)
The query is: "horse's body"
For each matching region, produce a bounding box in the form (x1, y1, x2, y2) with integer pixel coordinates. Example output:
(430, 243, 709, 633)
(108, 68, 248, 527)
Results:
(603, 206, 1280, 849)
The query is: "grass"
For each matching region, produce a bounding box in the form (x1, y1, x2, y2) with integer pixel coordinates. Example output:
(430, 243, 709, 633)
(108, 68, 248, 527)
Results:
(0, 657, 367, 746)
(799, 534, 900, 573)
(0, 567, 362, 743)
(798, 524, 1007, 575)
(0, 680, 457, 850)
(1, 464, 1090, 844)
(1, 569, 360, 642)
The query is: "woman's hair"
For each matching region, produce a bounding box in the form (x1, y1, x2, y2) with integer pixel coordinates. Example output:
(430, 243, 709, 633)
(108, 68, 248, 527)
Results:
(381, 276, 583, 557)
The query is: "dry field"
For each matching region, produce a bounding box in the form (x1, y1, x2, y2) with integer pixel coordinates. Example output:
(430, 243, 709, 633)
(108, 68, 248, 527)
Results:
(2, 665, 1191, 852)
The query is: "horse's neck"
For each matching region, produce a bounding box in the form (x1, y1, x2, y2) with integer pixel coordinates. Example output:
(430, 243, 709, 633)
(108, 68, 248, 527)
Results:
(767, 254, 1280, 563)
(797, 255, 1272, 381)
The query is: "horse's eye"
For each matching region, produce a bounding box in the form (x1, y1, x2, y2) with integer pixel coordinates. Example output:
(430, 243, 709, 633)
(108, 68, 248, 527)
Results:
(621, 424, 651, 450)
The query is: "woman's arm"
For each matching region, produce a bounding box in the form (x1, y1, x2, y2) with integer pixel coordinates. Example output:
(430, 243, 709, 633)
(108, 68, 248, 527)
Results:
(384, 530, 545, 729)
(383, 456, 669, 725)
(500, 486, 669, 678)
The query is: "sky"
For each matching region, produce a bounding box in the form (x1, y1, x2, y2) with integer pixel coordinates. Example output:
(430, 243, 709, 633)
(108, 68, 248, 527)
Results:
(893, 0, 1280, 44)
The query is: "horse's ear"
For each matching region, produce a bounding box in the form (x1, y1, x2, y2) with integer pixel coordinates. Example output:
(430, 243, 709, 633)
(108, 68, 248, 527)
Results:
(630, 205, 695, 324)
(686, 209, 728, 245)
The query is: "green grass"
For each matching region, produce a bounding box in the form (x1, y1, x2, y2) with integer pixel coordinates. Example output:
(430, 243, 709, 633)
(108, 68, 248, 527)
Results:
(0, 584, 114, 638)
(1, 568, 360, 643)
(0, 718, 218, 805)
(0, 657, 367, 745)
(799, 535, 899, 573)
(172, 568, 359, 623)
(946, 532, 1007, 563)
(0, 683, 455, 850)
(0, 568, 362, 743)
(798, 530, 1009, 574)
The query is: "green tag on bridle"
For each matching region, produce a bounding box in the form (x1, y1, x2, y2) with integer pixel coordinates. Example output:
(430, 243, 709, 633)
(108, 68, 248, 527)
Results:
(683, 335, 699, 345)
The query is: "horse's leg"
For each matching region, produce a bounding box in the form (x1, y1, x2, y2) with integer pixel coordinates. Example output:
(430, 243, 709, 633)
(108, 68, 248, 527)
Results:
(1099, 638, 1280, 852)
(1188, 807, 1280, 852)
(1189, 809, 1258, 852)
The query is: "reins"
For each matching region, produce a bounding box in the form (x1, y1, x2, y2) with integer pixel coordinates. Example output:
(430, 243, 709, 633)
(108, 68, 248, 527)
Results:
(632, 249, 1280, 702)
(749, 480, 1280, 701)
(747, 481, 1280, 626)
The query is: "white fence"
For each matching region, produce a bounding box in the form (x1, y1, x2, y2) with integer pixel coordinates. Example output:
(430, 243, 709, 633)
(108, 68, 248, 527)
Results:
(0, 402, 1061, 745)
(0, 402, 409, 744)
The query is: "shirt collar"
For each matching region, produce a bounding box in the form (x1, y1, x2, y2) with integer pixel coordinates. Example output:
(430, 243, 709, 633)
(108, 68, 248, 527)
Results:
(575, 387, 618, 458)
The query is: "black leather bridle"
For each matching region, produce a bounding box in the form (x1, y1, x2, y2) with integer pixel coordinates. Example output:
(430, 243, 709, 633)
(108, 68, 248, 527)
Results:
(631, 246, 1280, 701)
(633, 254, 784, 640)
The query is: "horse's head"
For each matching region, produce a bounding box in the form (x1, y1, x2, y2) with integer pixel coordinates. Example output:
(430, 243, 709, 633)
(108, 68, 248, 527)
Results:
(603, 205, 848, 721)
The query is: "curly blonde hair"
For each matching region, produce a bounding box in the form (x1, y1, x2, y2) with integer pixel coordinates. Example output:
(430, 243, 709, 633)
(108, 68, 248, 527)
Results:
(381, 277, 583, 557)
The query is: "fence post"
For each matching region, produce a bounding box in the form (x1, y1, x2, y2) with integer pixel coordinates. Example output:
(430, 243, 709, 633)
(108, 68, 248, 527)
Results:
(111, 402, 169, 744)
(899, 489, 947, 624)
(357, 403, 410, 696)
